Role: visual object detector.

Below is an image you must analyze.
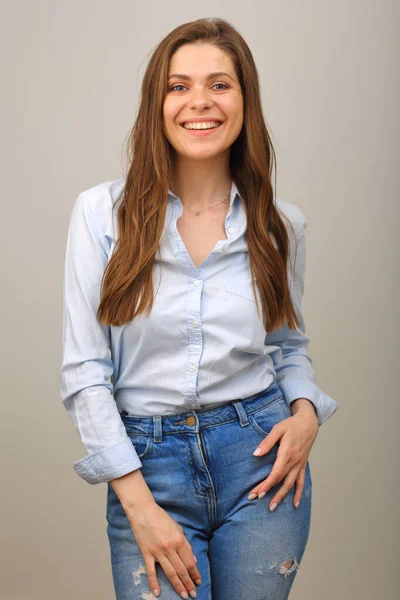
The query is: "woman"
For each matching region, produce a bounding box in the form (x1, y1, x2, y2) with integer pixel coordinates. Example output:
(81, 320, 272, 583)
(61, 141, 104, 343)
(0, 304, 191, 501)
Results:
(60, 17, 337, 600)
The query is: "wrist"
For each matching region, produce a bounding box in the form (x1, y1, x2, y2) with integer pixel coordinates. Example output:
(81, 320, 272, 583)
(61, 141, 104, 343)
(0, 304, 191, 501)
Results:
(291, 398, 318, 419)
(110, 469, 155, 513)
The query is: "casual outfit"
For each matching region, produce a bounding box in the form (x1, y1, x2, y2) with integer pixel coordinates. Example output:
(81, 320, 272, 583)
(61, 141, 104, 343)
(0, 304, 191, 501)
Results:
(60, 177, 337, 598)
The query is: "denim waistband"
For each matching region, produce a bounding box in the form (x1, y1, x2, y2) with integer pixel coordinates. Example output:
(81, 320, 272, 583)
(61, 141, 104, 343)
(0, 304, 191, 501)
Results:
(119, 382, 283, 438)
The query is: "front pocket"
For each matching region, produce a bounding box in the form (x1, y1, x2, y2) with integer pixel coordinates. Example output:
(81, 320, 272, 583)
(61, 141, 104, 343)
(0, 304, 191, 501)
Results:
(128, 434, 153, 460)
(121, 417, 154, 460)
(248, 397, 290, 437)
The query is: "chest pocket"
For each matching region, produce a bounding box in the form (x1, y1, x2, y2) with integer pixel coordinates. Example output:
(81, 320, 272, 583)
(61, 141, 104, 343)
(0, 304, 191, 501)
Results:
(224, 253, 257, 303)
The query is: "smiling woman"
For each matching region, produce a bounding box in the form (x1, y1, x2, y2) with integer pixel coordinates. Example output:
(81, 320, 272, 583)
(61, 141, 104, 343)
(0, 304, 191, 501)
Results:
(61, 16, 337, 600)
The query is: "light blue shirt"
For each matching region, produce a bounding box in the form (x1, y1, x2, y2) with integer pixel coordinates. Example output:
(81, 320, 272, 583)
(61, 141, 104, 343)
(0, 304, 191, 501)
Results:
(60, 177, 338, 485)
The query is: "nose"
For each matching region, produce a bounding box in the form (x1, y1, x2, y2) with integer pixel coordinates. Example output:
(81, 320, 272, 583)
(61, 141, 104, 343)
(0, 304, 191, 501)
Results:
(187, 87, 214, 110)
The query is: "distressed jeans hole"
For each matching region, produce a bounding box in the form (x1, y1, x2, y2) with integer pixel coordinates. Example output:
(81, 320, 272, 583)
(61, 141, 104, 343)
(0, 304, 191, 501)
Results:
(132, 563, 147, 585)
(279, 558, 299, 579)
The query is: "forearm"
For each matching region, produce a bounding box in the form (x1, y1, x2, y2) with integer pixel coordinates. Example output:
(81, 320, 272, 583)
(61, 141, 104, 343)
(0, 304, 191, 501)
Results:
(110, 469, 156, 519)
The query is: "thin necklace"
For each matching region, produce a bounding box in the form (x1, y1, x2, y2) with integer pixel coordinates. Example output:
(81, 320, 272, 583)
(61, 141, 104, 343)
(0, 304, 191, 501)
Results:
(181, 186, 231, 217)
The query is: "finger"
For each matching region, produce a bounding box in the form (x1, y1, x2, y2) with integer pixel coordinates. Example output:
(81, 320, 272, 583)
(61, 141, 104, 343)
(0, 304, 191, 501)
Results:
(260, 437, 293, 491)
(253, 425, 282, 456)
(177, 541, 203, 586)
(267, 468, 299, 510)
(167, 547, 199, 597)
(158, 554, 190, 598)
(248, 438, 292, 499)
(293, 464, 306, 508)
(143, 555, 160, 597)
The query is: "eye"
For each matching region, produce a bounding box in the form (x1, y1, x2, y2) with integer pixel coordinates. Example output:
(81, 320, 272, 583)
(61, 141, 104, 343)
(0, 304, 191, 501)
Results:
(169, 84, 187, 92)
(168, 82, 230, 92)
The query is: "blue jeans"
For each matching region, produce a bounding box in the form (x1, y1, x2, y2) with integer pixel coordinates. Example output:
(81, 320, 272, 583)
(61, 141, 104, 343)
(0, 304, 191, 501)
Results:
(106, 382, 312, 599)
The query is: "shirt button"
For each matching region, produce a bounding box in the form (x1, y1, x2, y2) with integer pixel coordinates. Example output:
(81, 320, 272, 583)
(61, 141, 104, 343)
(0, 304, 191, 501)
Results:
(192, 320, 199, 327)
(227, 226, 234, 234)
(189, 364, 197, 372)
(193, 279, 201, 287)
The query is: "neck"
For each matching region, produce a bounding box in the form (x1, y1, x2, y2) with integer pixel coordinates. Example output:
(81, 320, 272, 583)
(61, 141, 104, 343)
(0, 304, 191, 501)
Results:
(171, 155, 232, 211)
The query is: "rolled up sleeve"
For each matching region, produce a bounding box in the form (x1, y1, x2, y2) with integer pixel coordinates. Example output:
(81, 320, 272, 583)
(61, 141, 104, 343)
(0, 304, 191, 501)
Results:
(60, 190, 142, 484)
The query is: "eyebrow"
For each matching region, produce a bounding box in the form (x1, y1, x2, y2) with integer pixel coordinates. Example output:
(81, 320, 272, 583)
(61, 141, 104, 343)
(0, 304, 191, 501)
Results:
(167, 71, 235, 83)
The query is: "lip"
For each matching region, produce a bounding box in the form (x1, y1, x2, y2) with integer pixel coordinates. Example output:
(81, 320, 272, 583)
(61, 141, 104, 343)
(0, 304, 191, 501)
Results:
(180, 121, 224, 136)
(179, 118, 224, 125)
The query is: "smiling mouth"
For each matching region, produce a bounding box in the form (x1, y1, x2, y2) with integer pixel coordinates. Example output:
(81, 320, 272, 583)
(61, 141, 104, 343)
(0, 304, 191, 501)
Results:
(180, 121, 223, 130)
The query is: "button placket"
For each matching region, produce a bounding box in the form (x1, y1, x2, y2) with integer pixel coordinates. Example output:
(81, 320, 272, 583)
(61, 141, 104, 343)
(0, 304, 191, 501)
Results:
(182, 277, 203, 407)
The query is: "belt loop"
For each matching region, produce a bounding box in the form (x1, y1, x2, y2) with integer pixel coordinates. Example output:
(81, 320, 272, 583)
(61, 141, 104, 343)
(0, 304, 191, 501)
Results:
(152, 416, 163, 443)
(232, 400, 250, 426)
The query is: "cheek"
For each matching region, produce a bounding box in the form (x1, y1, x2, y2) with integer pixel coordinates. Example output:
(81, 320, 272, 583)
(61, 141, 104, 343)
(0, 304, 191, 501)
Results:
(162, 109, 171, 128)
(234, 101, 244, 124)
(163, 105, 183, 133)
(162, 99, 175, 123)
(226, 113, 243, 138)
(224, 101, 243, 127)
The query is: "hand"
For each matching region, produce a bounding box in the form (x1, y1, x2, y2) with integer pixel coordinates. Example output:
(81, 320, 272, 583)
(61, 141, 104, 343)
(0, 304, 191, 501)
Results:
(129, 502, 202, 598)
(248, 399, 319, 511)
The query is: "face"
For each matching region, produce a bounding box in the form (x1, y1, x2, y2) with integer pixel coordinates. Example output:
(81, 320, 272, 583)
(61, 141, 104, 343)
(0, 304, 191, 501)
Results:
(163, 43, 244, 161)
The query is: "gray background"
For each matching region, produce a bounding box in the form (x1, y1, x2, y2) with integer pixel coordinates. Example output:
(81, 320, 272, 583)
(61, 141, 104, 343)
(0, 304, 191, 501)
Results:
(1, 1, 398, 598)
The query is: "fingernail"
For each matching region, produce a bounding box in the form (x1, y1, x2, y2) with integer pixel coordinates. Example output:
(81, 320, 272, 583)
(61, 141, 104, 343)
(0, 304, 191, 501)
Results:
(253, 447, 262, 456)
(193, 555, 197, 563)
(190, 590, 197, 598)
(295, 501, 300, 508)
(269, 502, 278, 511)
(258, 491, 266, 499)
(248, 493, 257, 500)
(153, 590, 159, 597)
(195, 579, 202, 585)
(181, 592, 188, 599)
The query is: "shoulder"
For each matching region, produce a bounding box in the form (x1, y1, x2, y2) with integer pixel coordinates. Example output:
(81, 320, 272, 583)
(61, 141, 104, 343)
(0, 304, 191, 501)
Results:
(275, 197, 308, 240)
(77, 177, 125, 222)
(74, 177, 125, 242)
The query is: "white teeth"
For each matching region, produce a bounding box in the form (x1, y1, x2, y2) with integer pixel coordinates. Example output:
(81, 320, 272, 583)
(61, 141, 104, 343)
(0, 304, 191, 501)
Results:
(183, 121, 221, 130)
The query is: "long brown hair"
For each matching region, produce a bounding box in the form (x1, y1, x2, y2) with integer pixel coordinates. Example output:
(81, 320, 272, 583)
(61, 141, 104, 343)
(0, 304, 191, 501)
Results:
(97, 17, 300, 333)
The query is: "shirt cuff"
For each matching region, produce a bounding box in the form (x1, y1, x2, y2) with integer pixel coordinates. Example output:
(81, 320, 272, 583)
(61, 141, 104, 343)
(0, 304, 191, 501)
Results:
(73, 438, 143, 485)
(278, 378, 338, 426)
